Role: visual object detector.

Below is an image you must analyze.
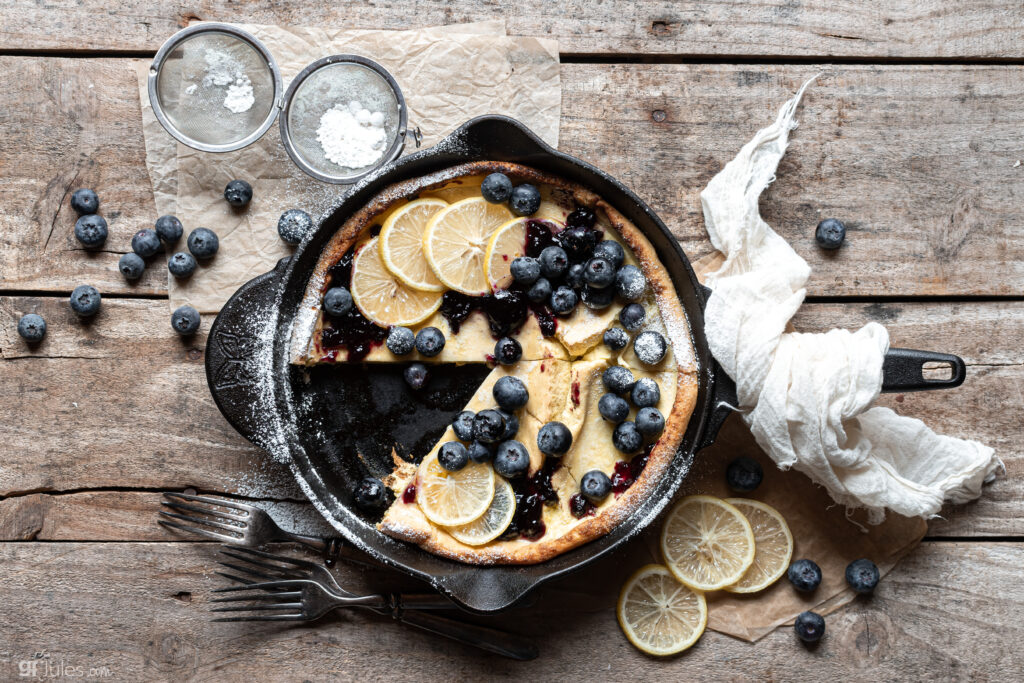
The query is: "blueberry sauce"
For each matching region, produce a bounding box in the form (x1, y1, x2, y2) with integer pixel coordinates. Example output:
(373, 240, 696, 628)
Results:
(321, 247, 388, 361)
(611, 446, 652, 496)
(402, 484, 417, 504)
(439, 288, 557, 339)
(505, 457, 561, 541)
(570, 493, 597, 519)
(525, 219, 558, 257)
(571, 381, 581, 407)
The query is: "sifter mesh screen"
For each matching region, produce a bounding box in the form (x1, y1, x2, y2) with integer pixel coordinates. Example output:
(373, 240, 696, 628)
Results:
(153, 29, 277, 148)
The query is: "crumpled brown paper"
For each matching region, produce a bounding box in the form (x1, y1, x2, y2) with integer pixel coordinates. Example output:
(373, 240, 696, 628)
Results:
(137, 21, 560, 311)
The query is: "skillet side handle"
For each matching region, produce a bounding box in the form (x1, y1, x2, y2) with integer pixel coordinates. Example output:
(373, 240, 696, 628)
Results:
(697, 362, 739, 451)
(881, 347, 967, 393)
(205, 258, 288, 450)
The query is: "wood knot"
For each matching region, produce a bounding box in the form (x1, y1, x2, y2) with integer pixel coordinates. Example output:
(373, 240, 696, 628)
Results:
(651, 110, 667, 123)
(650, 21, 671, 36)
(187, 348, 203, 361)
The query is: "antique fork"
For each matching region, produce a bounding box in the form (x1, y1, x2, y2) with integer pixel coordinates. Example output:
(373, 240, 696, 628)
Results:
(210, 578, 539, 660)
(216, 545, 455, 611)
(158, 492, 346, 562)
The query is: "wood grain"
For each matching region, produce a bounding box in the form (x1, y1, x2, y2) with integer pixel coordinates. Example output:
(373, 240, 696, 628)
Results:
(3, 1, 1024, 58)
(3, 57, 1023, 296)
(1, 296, 1019, 538)
(0, 540, 1019, 679)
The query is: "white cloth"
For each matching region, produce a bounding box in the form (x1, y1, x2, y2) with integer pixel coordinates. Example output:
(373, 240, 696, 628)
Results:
(701, 77, 1002, 522)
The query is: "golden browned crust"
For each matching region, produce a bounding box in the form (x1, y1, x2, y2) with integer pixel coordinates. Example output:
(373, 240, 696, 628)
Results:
(291, 161, 699, 564)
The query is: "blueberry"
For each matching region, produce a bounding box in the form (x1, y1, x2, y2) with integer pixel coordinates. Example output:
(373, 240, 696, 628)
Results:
(494, 337, 522, 365)
(631, 377, 660, 408)
(602, 365, 635, 394)
(494, 440, 530, 478)
(353, 477, 389, 511)
(566, 207, 597, 230)
(415, 327, 445, 357)
(17, 314, 46, 343)
(386, 326, 415, 355)
(473, 409, 507, 444)
(404, 362, 429, 390)
(580, 470, 612, 503)
(794, 611, 826, 644)
(74, 214, 108, 248)
(224, 179, 253, 207)
(509, 256, 541, 285)
(815, 218, 846, 250)
(538, 246, 569, 279)
(787, 559, 822, 592)
(633, 330, 667, 366)
(118, 252, 145, 281)
(565, 263, 586, 289)
(154, 215, 184, 244)
(481, 172, 513, 204)
(584, 257, 615, 289)
(277, 209, 313, 245)
(593, 240, 625, 269)
(497, 409, 520, 441)
(526, 277, 552, 303)
(726, 456, 763, 492)
(467, 440, 496, 464)
(509, 184, 541, 216)
(168, 252, 197, 279)
(537, 421, 572, 456)
(619, 303, 646, 331)
(635, 407, 664, 439)
(581, 285, 614, 310)
(452, 410, 476, 442)
(612, 421, 644, 454)
(598, 393, 630, 423)
(169, 306, 199, 336)
(845, 559, 880, 594)
(131, 228, 161, 258)
(324, 287, 353, 317)
(438, 441, 470, 472)
(557, 224, 599, 261)
(603, 327, 629, 351)
(187, 228, 219, 260)
(69, 285, 101, 317)
(549, 286, 578, 316)
(493, 375, 529, 411)
(70, 188, 99, 215)
(615, 265, 646, 302)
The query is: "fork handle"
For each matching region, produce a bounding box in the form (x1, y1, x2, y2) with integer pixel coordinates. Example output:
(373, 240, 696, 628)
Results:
(393, 610, 539, 660)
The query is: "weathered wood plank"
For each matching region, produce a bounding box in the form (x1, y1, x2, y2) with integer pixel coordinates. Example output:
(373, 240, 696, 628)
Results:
(1, 297, 1019, 538)
(3, 57, 1023, 296)
(0, 540, 1019, 679)
(3, 1, 1024, 58)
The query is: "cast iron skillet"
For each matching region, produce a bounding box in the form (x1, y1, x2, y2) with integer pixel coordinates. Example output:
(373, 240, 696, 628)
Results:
(206, 116, 966, 613)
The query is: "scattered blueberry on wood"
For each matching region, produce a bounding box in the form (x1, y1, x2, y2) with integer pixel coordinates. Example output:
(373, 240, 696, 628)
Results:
(168, 252, 197, 279)
(224, 179, 253, 207)
(815, 218, 846, 250)
(118, 252, 145, 281)
(70, 189, 99, 215)
(131, 228, 161, 258)
(171, 305, 200, 336)
(787, 559, 822, 592)
(154, 215, 184, 244)
(17, 313, 46, 343)
(845, 558, 880, 594)
(74, 214, 108, 249)
(278, 209, 313, 245)
(726, 456, 763, 492)
(794, 611, 825, 643)
(69, 285, 101, 317)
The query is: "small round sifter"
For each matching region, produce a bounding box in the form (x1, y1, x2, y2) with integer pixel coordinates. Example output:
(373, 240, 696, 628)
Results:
(149, 23, 282, 153)
(279, 55, 409, 184)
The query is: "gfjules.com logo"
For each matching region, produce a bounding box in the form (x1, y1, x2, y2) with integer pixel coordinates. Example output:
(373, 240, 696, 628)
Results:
(9, 650, 113, 679)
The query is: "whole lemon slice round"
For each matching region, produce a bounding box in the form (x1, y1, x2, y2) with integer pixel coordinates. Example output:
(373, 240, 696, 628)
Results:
(423, 197, 514, 296)
(350, 237, 443, 327)
(723, 498, 793, 593)
(446, 476, 516, 546)
(484, 217, 529, 291)
(617, 564, 708, 656)
(660, 495, 756, 591)
(416, 451, 495, 527)
(379, 198, 448, 292)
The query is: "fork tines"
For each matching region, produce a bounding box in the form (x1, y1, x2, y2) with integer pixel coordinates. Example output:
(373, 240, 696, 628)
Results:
(158, 492, 250, 542)
(209, 580, 309, 622)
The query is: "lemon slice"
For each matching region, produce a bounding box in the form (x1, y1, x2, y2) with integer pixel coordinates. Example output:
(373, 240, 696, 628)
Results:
(723, 499, 793, 593)
(379, 198, 448, 292)
(350, 237, 443, 327)
(617, 564, 708, 656)
(484, 217, 529, 291)
(416, 451, 495, 527)
(423, 197, 514, 296)
(446, 476, 516, 546)
(660, 495, 755, 591)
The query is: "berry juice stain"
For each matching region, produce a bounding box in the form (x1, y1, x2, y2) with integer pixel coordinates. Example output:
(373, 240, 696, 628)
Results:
(569, 493, 596, 519)
(571, 381, 581, 407)
(611, 446, 652, 496)
(402, 484, 417, 504)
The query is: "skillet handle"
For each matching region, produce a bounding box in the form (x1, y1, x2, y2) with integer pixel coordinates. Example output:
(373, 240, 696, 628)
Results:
(205, 258, 289, 450)
(881, 347, 967, 393)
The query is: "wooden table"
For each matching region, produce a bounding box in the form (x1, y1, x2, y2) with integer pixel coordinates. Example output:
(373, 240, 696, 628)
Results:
(2, 3, 1022, 679)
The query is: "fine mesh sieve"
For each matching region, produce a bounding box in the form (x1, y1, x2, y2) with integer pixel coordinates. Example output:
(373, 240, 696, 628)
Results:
(279, 55, 408, 184)
(148, 23, 282, 152)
